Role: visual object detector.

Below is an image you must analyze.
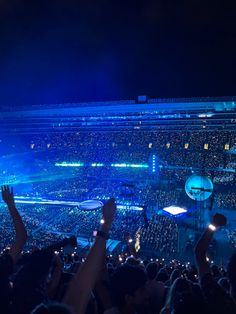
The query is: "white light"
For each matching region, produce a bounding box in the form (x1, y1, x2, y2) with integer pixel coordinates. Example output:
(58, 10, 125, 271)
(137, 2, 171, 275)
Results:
(128, 239, 133, 243)
(163, 206, 187, 216)
(100, 219, 105, 224)
(208, 224, 216, 231)
(117, 205, 143, 211)
(198, 113, 213, 118)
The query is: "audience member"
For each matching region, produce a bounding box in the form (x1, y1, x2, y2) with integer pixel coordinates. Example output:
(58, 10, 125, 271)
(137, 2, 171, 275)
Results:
(1, 185, 236, 314)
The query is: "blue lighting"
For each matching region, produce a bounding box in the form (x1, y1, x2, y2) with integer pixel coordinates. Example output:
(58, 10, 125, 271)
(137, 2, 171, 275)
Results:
(117, 205, 143, 211)
(151, 155, 157, 173)
(91, 163, 104, 167)
(55, 162, 84, 167)
(111, 163, 148, 168)
(55, 162, 148, 169)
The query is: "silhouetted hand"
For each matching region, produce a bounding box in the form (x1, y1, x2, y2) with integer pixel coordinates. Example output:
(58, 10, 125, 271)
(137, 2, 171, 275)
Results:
(1, 185, 27, 264)
(62, 235, 77, 248)
(212, 213, 227, 227)
(54, 254, 63, 269)
(102, 198, 116, 230)
(1, 185, 15, 207)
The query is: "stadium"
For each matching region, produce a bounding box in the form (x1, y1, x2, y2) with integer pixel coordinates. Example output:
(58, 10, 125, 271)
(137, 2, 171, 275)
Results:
(1, 1, 236, 312)
(1, 97, 236, 263)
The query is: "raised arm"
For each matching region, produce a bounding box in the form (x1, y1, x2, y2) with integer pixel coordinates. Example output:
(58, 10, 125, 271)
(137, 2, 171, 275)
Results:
(94, 255, 113, 313)
(64, 198, 116, 314)
(47, 254, 63, 299)
(194, 213, 226, 278)
(1, 185, 27, 263)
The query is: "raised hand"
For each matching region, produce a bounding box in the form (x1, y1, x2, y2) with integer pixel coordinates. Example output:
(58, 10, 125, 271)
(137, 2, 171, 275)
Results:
(102, 198, 116, 230)
(1, 185, 15, 207)
(212, 213, 227, 228)
(1, 185, 27, 264)
(195, 213, 227, 279)
(64, 198, 117, 314)
(54, 254, 64, 269)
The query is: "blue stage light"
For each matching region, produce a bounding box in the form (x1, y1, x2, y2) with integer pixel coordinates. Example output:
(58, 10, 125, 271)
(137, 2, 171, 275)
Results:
(55, 162, 148, 169)
(91, 163, 104, 167)
(55, 162, 84, 167)
(151, 155, 157, 173)
(117, 205, 143, 211)
(111, 163, 148, 168)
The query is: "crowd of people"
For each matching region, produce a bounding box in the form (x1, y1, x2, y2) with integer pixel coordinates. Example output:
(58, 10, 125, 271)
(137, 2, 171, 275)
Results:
(2, 130, 236, 171)
(27, 174, 235, 211)
(0, 185, 236, 314)
(1, 130, 235, 208)
(137, 215, 179, 256)
(227, 229, 236, 250)
(0, 129, 235, 313)
(0, 200, 178, 258)
(1, 130, 235, 214)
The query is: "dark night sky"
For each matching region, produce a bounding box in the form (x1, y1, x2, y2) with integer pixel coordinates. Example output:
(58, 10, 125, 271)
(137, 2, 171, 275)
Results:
(0, 0, 236, 108)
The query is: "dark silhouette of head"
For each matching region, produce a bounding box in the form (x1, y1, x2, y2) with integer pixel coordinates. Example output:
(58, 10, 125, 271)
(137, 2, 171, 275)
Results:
(110, 264, 149, 312)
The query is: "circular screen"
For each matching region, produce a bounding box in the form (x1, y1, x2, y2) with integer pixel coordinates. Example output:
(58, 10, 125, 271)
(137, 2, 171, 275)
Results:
(185, 175, 213, 201)
(79, 200, 103, 210)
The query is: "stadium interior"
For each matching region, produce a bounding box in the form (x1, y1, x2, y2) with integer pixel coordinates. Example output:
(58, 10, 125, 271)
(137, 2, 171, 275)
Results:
(1, 97, 236, 263)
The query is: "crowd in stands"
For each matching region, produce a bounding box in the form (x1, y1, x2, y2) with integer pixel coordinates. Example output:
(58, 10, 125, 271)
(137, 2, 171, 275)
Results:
(1, 130, 235, 212)
(215, 192, 236, 209)
(1, 185, 236, 314)
(0, 130, 235, 211)
(227, 229, 236, 250)
(138, 215, 178, 256)
(2, 130, 236, 172)
(28, 173, 235, 210)
(0, 200, 178, 258)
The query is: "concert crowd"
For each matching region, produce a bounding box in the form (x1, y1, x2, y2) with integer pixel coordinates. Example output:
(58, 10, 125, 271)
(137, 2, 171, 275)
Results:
(0, 185, 236, 314)
(1, 130, 235, 209)
(0, 130, 236, 313)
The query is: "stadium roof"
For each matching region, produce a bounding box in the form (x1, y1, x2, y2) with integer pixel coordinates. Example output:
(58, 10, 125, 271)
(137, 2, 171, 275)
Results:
(1, 97, 236, 133)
